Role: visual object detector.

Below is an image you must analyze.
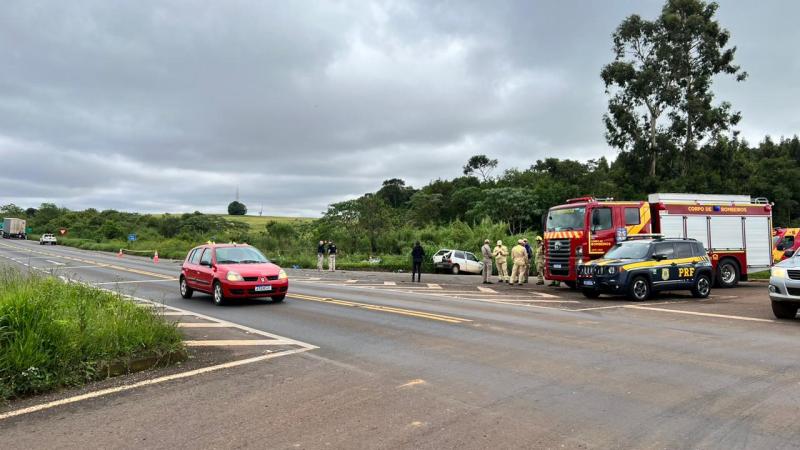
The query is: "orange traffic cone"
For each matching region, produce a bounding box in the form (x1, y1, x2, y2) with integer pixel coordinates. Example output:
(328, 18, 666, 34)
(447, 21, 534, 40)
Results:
(117, 249, 123, 258)
(153, 251, 159, 264)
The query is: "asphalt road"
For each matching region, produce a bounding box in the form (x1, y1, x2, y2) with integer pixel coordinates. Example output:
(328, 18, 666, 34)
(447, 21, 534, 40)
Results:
(1, 239, 799, 449)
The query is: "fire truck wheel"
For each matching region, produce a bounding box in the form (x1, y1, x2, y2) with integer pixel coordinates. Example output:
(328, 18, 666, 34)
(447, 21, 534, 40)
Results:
(716, 259, 739, 288)
(771, 300, 799, 319)
(691, 274, 711, 299)
(627, 276, 651, 302)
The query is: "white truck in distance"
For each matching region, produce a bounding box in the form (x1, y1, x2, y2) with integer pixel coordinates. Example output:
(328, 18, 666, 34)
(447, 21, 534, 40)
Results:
(39, 233, 57, 245)
(2, 218, 27, 239)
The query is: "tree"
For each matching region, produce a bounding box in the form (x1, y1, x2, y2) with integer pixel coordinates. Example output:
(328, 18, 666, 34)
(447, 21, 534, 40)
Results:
(408, 192, 443, 226)
(227, 201, 247, 216)
(659, 0, 747, 174)
(602, 0, 745, 178)
(0, 203, 25, 217)
(462, 155, 498, 182)
(357, 194, 393, 254)
(376, 178, 415, 208)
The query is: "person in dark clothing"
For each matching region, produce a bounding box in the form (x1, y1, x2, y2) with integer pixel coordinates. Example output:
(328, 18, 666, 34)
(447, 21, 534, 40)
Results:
(411, 241, 425, 282)
(327, 241, 337, 271)
(316, 240, 326, 271)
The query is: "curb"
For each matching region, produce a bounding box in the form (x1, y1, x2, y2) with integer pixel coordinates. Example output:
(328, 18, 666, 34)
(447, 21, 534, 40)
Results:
(98, 349, 188, 378)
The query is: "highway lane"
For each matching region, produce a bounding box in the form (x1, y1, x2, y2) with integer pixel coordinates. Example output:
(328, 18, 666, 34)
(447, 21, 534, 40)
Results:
(1, 239, 799, 449)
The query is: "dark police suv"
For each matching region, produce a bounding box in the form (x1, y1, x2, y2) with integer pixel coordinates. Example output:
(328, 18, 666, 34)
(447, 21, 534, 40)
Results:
(577, 236, 713, 301)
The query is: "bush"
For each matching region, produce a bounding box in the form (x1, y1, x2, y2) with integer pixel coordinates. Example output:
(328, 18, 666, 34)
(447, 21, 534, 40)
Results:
(0, 268, 184, 400)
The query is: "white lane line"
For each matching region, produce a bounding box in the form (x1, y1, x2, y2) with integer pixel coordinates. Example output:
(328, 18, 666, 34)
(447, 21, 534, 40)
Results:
(176, 323, 230, 328)
(93, 278, 178, 286)
(184, 340, 292, 346)
(624, 305, 777, 323)
(0, 348, 310, 421)
(45, 260, 65, 265)
(346, 279, 358, 283)
(477, 286, 497, 293)
(384, 281, 396, 286)
(427, 283, 442, 289)
(162, 311, 193, 316)
(571, 300, 690, 312)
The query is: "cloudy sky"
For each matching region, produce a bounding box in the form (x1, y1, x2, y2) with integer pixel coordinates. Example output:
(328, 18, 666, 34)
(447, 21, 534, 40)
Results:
(1, 1, 797, 217)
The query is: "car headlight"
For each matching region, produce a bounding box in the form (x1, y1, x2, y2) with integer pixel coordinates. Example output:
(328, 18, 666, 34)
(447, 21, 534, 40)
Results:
(607, 266, 616, 275)
(771, 267, 787, 279)
(226, 271, 244, 282)
(278, 269, 288, 280)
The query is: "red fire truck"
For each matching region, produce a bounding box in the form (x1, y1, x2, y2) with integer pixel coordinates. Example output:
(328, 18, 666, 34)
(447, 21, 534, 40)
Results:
(543, 193, 773, 288)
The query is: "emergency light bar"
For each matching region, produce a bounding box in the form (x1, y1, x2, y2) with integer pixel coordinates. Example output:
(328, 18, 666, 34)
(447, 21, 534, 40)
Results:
(625, 234, 664, 241)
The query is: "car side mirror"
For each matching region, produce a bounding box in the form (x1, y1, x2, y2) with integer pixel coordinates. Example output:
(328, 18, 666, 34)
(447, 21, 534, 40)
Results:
(785, 249, 795, 258)
(652, 253, 668, 261)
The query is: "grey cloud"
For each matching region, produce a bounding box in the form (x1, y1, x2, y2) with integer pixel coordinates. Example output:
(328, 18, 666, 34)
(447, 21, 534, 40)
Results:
(1, 0, 797, 215)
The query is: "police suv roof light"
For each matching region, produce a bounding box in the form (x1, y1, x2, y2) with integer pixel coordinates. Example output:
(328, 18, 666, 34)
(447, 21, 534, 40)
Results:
(625, 233, 664, 241)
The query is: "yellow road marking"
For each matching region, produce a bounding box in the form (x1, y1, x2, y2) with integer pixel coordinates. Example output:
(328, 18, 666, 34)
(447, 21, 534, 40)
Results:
(289, 293, 472, 324)
(397, 379, 427, 388)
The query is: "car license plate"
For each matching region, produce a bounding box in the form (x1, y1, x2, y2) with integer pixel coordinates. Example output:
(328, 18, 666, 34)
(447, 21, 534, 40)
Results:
(254, 285, 272, 292)
(553, 264, 562, 269)
(582, 280, 594, 286)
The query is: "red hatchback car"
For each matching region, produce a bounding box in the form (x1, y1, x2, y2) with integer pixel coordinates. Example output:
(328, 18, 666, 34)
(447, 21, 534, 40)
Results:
(179, 244, 288, 305)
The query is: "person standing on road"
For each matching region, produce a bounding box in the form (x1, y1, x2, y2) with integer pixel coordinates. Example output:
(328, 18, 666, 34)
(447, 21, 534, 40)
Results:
(510, 240, 528, 285)
(317, 240, 326, 271)
(522, 238, 533, 283)
(493, 240, 509, 283)
(327, 241, 337, 271)
(535, 236, 546, 285)
(481, 239, 493, 284)
(411, 241, 425, 282)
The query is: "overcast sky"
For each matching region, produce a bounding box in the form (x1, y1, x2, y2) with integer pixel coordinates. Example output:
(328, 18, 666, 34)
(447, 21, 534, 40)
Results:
(1, 1, 797, 217)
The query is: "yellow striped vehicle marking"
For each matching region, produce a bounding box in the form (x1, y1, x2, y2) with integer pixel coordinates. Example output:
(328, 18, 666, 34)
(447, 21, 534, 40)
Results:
(621, 256, 706, 271)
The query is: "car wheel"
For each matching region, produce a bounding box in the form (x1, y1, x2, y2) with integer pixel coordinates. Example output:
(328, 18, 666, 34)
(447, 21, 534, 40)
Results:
(771, 300, 799, 319)
(272, 294, 286, 303)
(451, 265, 460, 275)
(627, 276, 650, 302)
(179, 276, 193, 299)
(582, 290, 601, 299)
(564, 280, 577, 290)
(212, 281, 226, 306)
(716, 259, 739, 288)
(691, 273, 711, 299)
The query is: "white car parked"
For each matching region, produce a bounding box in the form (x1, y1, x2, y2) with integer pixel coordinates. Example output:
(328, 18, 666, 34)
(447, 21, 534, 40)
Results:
(433, 249, 483, 275)
(39, 233, 57, 245)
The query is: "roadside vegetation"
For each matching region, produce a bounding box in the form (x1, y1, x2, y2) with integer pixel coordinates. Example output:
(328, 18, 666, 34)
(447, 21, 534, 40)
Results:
(0, 268, 183, 401)
(2, 0, 799, 270)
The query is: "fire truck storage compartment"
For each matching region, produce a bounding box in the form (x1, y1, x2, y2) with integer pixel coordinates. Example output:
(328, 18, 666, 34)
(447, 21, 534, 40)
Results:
(744, 217, 770, 267)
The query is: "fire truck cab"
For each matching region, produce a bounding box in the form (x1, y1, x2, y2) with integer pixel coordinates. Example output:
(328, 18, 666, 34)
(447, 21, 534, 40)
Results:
(544, 193, 773, 288)
(773, 227, 800, 263)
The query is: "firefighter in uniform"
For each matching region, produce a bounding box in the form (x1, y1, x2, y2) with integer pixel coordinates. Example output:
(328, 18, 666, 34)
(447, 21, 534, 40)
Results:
(493, 240, 509, 282)
(481, 239, 494, 284)
(510, 239, 528, 285)
(522, 238, 533, 283)
(535, 236, 546, 285)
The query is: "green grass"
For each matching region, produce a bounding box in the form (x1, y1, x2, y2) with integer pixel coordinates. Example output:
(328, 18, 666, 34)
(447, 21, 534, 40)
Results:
(748, 270, 771, 280)
(215, 214, 313, 230)
(0, 268, 184, 400)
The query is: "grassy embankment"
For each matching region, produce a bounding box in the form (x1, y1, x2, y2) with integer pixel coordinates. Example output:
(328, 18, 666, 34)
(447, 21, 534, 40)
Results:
(0, 268, 184, 401)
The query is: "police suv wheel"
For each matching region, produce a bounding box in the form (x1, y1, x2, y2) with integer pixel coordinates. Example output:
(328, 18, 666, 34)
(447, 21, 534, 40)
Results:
(691, 274, 711, 299)
(627, 276, 650, 302)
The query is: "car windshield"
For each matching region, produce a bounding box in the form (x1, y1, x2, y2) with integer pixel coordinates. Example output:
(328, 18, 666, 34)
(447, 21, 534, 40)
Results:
(546, 207, 585, 231)
(604, 241, 651, 259)
(215, 247, 270, 264)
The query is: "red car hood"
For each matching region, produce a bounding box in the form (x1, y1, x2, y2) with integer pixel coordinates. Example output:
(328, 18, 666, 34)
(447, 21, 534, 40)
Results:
(217, 262, 282, 277)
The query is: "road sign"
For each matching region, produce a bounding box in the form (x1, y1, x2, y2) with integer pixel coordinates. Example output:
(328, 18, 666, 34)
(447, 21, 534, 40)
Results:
(59, 228, 68, 236)
(128, 234, 137, 242)
(25, 227, 32, 234)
